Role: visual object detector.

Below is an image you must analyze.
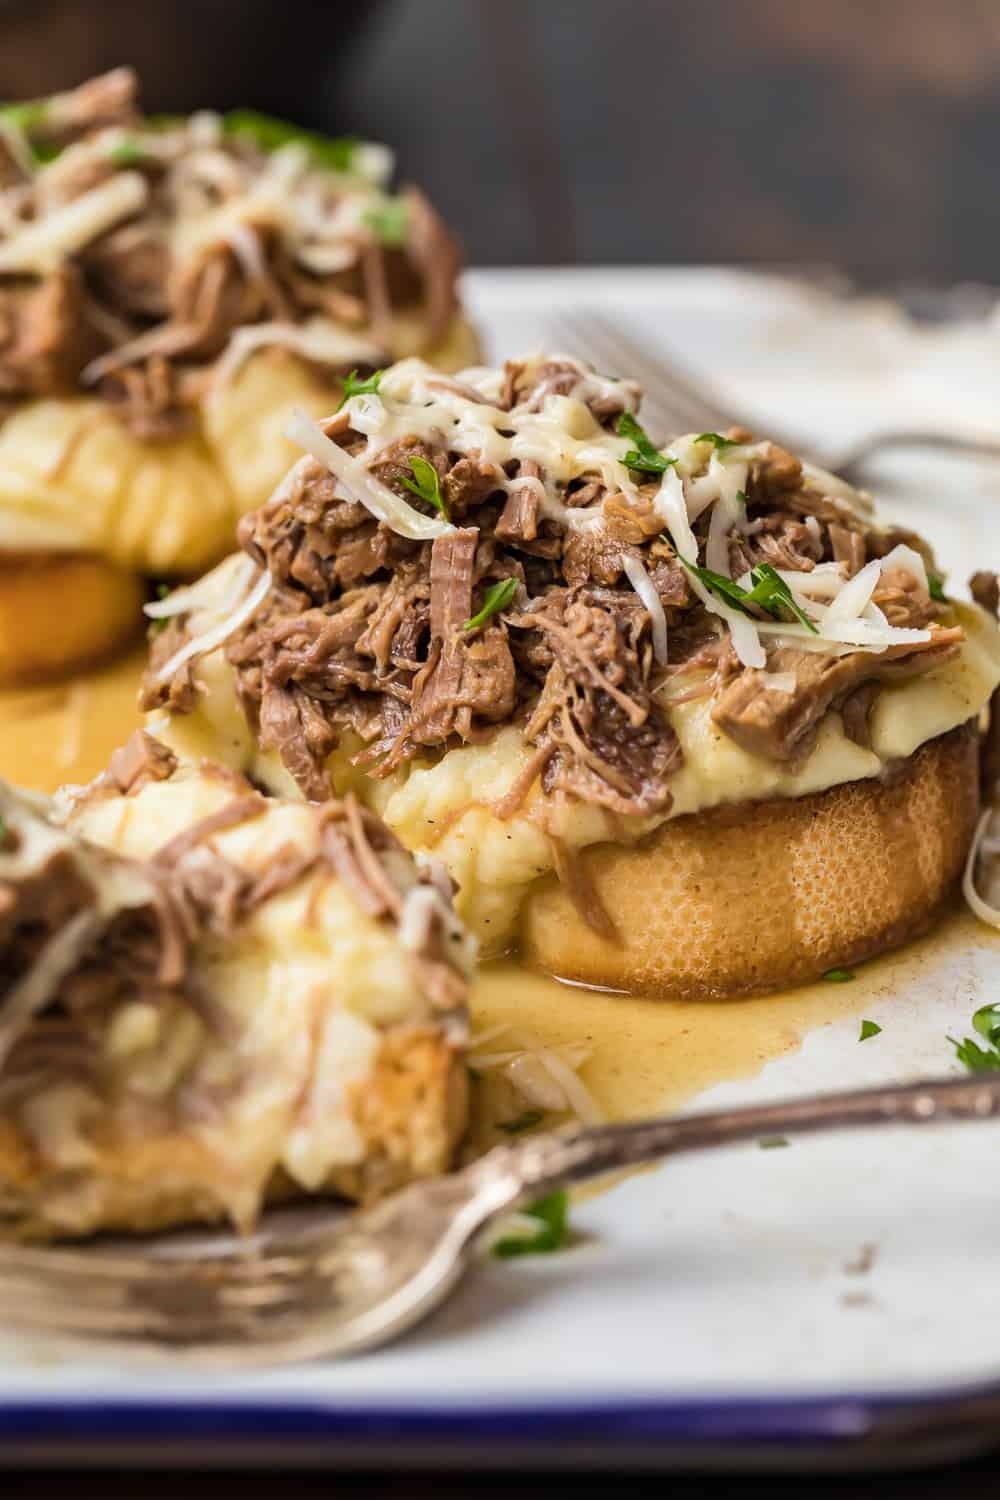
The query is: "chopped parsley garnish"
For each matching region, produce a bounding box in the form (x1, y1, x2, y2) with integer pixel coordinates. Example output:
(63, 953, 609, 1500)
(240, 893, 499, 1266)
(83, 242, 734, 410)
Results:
(679, 557, 818, 634)
(401, 455, 448, 519)
(106, 138, 146, 167)
(336, 367, 384, 411)
(0, 99, 60, 162)
(735, 489, 748, 506)
(148, 582, 171, 635)
(973, 1002, 1000, 1045)
(696, 431, 742, 452)
(497, 1109, 544, 1135)
(465, 577, 518, 632)
(363, 198, 409, 246)
(928, 574, 947, 603)
(492, 1190, 570, 1258)
(949, 1004, 1000, 1071)
(223, 110, 357, 172)
(823, 967, 855, 983)
(759, 1136, 789, 1149)
(859, 1019, 881, 1042)
(617, 412, 677, 476)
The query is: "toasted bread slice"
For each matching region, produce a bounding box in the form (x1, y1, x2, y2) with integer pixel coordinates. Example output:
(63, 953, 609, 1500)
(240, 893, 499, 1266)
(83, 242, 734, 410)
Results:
(520, 724, 979, 1000)
(0, 747, 470, 1239)
(0, 551, 144, 686)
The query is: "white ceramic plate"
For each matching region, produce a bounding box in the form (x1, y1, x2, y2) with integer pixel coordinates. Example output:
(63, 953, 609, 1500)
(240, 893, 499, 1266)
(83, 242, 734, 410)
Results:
(5, 269, 1000, 1470)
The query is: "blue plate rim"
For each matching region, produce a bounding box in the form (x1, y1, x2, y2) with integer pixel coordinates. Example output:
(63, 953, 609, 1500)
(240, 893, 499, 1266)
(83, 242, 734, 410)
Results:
(3, 1375, 1000, 1454)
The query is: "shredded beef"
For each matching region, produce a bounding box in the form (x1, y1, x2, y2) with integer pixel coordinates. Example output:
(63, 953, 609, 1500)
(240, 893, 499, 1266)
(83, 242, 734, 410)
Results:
(0, 766, 468, 1073)
(0, 71, 465, 439)
(0, 270, 98, 398)
(971, 571, 1000, 619)
(144, 363, 966, 818)
(712, 632, 963, 762)
(106, 731, 178, 795)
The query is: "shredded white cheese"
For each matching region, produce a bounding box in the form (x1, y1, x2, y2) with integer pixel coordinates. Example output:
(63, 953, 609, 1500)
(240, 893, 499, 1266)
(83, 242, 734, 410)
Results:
(155, 566, 273, 684)
(964, 808, 1000, 930)
(622, 552, 668, 665)
(285, 407, 452, 542)
(0, 171, 148, 274)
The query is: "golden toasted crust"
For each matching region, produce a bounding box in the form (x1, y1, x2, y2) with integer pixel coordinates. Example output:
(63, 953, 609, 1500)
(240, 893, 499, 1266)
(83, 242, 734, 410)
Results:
(0, 552, 144, 686)
(520, 724, 980, 1000)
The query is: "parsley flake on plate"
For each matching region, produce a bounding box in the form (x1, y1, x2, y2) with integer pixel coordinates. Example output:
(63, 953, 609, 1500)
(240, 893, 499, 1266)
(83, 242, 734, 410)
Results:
(859, 1019, 881, 1042)
(822, 967, 855, 983)
(758, 1136, 789, 1150)
(949, 1003, 1000, 1072)
(465, 577, 518, 632)
(492, 1190, 570, 1259)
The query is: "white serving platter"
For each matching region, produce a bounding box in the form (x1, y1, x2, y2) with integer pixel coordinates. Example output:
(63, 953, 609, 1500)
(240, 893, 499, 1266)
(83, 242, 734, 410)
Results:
(5, 267, 1000, 1470)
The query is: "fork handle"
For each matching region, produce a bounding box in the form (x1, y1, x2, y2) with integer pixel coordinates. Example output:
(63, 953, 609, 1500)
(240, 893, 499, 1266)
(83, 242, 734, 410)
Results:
(495, 1074, 1000, 1208)
(834, 430, 1000, 484)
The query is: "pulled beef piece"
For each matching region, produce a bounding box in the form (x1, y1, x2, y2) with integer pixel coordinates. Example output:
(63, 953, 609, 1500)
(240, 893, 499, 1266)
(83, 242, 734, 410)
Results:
(0, 270, 97, 397)
(750, 441, 803, 497)
(106, 731, 178, 795)
(730, 512, 822, 576)
(407, 528, 516, 748)
(0, 135, 27, 191)
(971, 570, 1000, 619)
(496, 483, 540, 544)
(712, 631, 963, 762)
(214, 395, 972, 816)
(140, 617, 198, 714)
(259, 683, 340, 801)
(96, 354, 194, 440)
(971, 571, 1000, 792)
(0, 782, 190, 1061)
(85, 223, 171, 321)
(518, 589, 681, 816)
(829, 524, 866, 577)
(395, 187, 462, 347)
(839, 681, 880, 748)
(36, 68, 139, 150)
(499, 357, 639, 426)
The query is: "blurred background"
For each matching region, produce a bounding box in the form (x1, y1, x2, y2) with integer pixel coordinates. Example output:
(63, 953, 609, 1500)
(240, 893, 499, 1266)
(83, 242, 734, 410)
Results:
(3, 0, 1000, 287)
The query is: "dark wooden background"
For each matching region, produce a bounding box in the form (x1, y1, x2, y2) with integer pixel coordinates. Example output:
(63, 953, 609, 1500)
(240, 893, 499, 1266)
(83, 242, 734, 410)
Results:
(4, 0, 1000, 286)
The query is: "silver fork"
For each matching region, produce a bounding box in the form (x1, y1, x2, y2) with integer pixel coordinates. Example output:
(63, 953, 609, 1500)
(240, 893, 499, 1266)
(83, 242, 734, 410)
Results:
(2, 1071, 1000, 1368)
(548, 311, 1000, 484)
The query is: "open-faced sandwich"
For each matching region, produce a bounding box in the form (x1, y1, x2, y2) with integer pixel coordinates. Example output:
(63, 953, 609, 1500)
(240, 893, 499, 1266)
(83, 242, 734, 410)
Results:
(0, 732, 471, 1238)
(0, 68, 476, 684)
(139, 353, 1000, 1000)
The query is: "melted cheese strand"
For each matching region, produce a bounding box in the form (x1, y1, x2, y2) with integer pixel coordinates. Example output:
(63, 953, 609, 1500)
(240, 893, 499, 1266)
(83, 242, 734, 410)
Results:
(285, 407, 451, 542)
(964, 808, 1000, 930)
(155, 566, 273, 683)
(623, 552, 668, 665)
(0, 171, 148, 274)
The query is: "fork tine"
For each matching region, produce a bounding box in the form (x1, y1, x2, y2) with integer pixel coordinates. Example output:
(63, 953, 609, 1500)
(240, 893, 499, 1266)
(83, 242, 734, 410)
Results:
(547, 311, 742, 440)
(563, 311, 739, 431)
